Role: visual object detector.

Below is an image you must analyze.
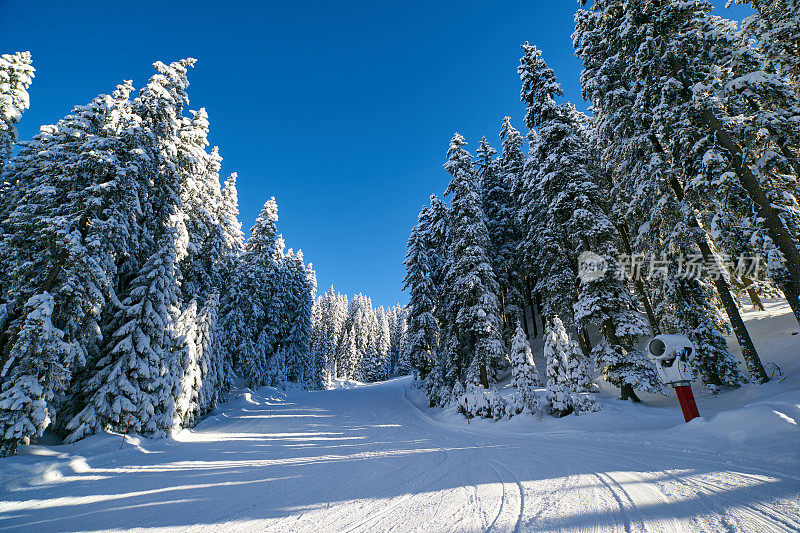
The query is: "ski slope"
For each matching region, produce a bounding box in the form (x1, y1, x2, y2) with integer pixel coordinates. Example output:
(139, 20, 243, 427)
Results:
(2, 371, 799, 532)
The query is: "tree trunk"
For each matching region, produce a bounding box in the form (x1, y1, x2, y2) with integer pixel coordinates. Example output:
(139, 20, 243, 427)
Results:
(781, 283, 800, 325)
(536, 292, 546, 332)
(649, 134, 769, 383)
(521, 304, 531, 338)
(575, 327, 591, 356)
(776, 138, 800, 184)
(525, 277, 538, 338)
(741, 276, 765, 311)
(582, 329, 593, 354)
(620, 383, 642, 403)
(479, 363, 489, 389)
(617, 222, 661, 334)
(529, 280, 539, 338)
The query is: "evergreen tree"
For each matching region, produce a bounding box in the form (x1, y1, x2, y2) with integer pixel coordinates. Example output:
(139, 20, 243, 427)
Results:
(510, 321, 539, 395)
(66, 237, 181, 442)
(564, 339, 592, 393)
(0, 293, 74, 456)
(0, 51, 34, 174)
(737, 0, 800, 89)
(478, 133, 522, 338)
(575, 0, 780, 383)
(403, 205, 438, 379)
(544, 317, 569, 388)
(443, 133, 505, 389)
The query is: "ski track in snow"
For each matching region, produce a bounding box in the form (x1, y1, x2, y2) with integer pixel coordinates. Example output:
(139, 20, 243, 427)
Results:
(1, 377, 799, 532)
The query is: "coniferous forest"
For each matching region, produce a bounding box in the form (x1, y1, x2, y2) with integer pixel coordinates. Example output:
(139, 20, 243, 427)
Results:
(403, 0, 800, 419)
(0, 55, 409, 456)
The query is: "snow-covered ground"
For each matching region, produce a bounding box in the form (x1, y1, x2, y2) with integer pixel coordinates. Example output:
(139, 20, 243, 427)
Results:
(1, 302, 799, 532)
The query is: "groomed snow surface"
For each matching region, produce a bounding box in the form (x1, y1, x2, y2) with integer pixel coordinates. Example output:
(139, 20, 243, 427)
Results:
(2, 302, 799, 532)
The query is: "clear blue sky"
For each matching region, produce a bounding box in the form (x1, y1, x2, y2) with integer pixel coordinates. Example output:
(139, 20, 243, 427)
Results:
(2, 1, 751, 308)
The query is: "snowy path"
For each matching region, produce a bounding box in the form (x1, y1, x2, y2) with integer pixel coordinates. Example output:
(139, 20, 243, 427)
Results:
(2, 377, 799, 532)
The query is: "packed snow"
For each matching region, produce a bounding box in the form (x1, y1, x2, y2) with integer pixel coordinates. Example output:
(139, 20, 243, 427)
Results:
(1, 302, 798, 532)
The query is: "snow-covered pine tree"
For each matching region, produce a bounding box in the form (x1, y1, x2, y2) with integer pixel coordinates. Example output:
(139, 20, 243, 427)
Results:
(74, 59, 197, 439)
(312, 286, 349, 384)
(225, 198, 284, 388)
(575, 1, 771, 384)
(217, 173, 245, 281)
(497, 117, 528, 334)
(564, 339, 592, 393)
(443, 133, 505, 389)
(174, 107, 224, 304)
(403, 204, 439, 379)
(366, 307, 390, 382)
(544, 317, 569, 388)
(196, 292, 223, 413)
(737, 0, 800, 90)
(510, 321, 539, 405)
(283, 251, 316, 387)
(172, 300, 201, 429)
(386, 305, 408, 375)
(478, 134, 522, 341)
(517, 125, 576, 328)
(67, 235, 181, 442)
(0, 293, 74, 456)
(0, 51, 34, 175)
(339, 327, 358, 381)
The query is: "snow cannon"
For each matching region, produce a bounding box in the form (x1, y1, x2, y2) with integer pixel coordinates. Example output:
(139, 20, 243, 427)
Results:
(647, 334, 700, 423)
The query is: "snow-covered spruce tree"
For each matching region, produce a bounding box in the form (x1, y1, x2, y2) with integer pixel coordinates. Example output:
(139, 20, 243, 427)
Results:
(235, 198, 285, 388)
(517, 124, 577, 330)
(0, 51, 34, 175)
(736, 0, 800, 90)
(477, 134, 522, 340)
(442, 133, 506, 389)
(172, 300, 201, 428)
(543, 320, 601, 417)
(544, 317, 569, 388)
(217, 173, 245, 281)
(364, 307, 390, 382)
(564, 339, 592, 393)
(311, 286, 349, 384)
(497, 117, 528, 333)
(67, 236, 182, 442)
(0, 293, 74, 456)
(574, 7, 749, 388)
(174, 107, 225, 304)
(510, 321, 539, 411)
(282, 251, 316, 388)
(338, 327, 358, 381)
(302, 263, 319, 389)
(387, 305, 409, 375)
(170, 292, 224, 429)
(346, 294, 379, 382)
(195, 293, 223, 413)
(519, 43, 658, 400)
(715, 12, 800, 322)
(403, 204, 439, 379)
